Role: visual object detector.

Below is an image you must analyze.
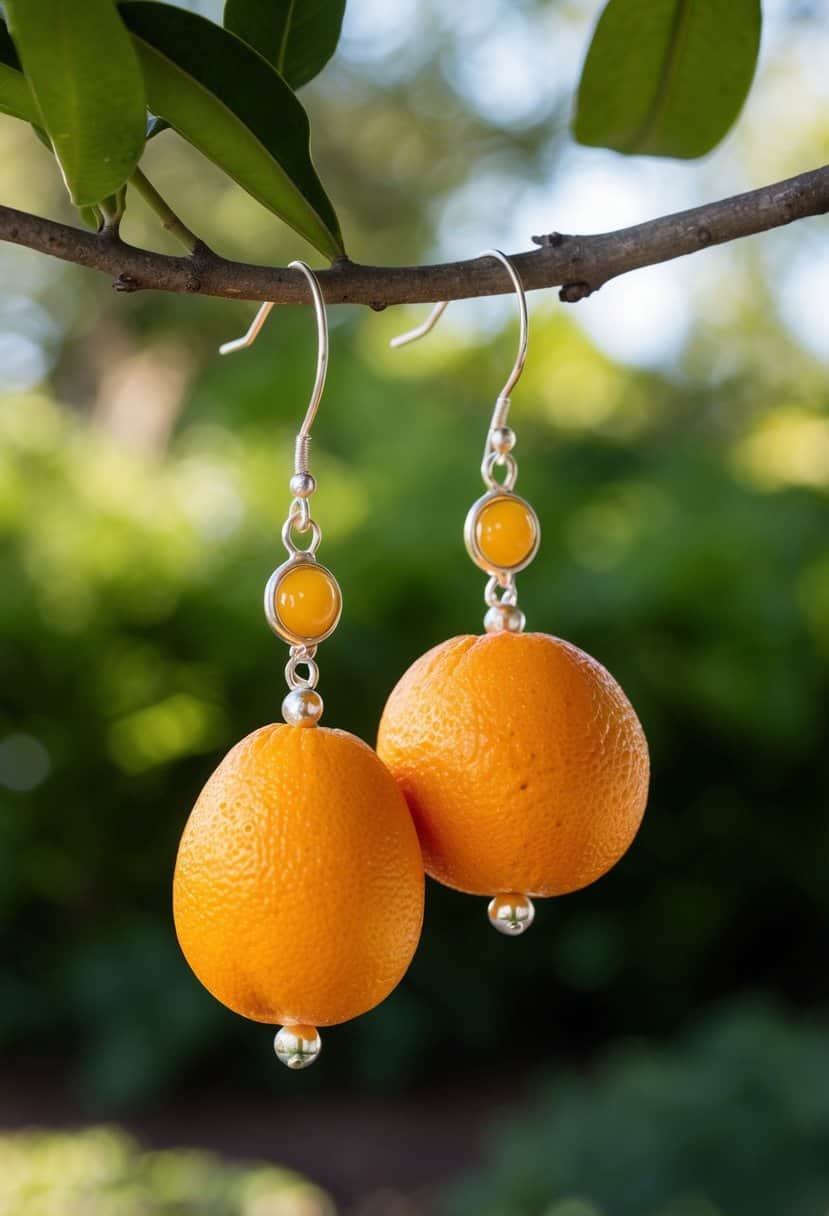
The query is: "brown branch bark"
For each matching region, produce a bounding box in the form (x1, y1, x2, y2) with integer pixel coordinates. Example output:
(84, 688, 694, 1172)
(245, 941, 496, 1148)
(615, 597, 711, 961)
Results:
(1, 165, 827, 308)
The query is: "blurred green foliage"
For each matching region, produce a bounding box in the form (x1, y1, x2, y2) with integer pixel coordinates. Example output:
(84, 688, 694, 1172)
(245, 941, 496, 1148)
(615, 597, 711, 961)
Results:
(2, 301, 828, 1106)
(0, 1125, 333, 1215)
(445, 1001, 829, 1216)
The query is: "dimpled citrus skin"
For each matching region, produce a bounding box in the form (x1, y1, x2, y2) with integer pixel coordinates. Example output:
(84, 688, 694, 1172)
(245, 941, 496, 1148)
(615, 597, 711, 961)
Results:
(377, 632, 649, 898)
(173, 725, 424, 1027)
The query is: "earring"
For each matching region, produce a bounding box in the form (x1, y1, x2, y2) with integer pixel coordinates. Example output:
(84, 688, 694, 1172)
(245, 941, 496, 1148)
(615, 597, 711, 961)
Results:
(378, 251, 649, 935)
(173, 264, 424, 1069)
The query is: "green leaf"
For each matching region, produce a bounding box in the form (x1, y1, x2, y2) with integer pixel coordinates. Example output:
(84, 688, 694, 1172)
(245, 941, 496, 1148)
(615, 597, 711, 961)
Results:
(79, 205, 104, 231)
(223, 0, 346, 89)
(0, 20, 125, 233)
(573, 0, 762, 159)
(0, 20, 38, 125)
(120, 2, 344, 259)
(4, 0, 146, 205)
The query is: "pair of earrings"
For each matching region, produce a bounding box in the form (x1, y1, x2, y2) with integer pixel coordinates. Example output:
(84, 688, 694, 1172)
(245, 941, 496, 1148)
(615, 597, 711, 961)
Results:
(173, 253, 650, 1070)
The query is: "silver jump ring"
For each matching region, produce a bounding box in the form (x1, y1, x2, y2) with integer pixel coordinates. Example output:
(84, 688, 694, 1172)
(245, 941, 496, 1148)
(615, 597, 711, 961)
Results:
(484, 573, 517, 608)
(482, 450, 518, 492)
(290, 496, 311, 530)
(281, 513, 322, 557)
(285, 646, 320, 690)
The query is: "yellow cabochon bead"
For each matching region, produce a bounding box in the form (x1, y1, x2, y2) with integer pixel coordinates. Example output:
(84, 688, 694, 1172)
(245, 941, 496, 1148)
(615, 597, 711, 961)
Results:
(275, 563, 341, 640)
(475, 495, 538, 569)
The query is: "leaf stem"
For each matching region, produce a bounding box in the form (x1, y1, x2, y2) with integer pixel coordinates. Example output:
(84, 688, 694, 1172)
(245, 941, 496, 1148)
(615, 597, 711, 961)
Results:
(97, 197, 120, 231)
(129, 167, 200, 255)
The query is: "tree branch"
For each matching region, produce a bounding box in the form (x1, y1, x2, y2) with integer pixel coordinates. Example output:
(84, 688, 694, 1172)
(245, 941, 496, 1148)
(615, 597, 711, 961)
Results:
(1, 165, 827, 308)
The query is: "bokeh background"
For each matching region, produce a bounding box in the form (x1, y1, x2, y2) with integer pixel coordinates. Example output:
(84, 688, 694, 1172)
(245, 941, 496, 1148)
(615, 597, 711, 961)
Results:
(2, 0, 829, 1212)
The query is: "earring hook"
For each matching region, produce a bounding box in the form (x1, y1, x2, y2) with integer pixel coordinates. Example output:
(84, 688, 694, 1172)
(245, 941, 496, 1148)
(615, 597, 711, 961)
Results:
(219, 260, 329, 478)
(390, 250, 529, 487)
(390, 249, 528, 409)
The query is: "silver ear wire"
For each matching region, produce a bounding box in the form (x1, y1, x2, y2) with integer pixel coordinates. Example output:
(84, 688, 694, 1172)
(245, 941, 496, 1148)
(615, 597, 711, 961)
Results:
(219, 261, 329, 480)
(390, 249, 528, 469)
(389, 299, 449, 348)
(219, 263, 340, 725)
(219, 300, 276, 356)
(391, 246, 525, 428)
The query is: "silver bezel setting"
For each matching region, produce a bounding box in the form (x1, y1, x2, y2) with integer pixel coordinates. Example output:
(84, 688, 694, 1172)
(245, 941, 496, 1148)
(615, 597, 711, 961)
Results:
(264, 555, 343, 647)
(464, 489, 541, 579)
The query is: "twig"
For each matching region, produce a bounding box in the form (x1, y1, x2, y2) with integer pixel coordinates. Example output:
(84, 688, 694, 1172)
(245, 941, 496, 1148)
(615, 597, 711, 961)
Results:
(0, 165, 827, 307)
(128, 167, 201, 255)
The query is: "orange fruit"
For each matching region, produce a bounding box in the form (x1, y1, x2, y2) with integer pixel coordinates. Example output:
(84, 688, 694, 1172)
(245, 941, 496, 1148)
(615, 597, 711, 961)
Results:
(377, 631, 649, 898)
(174, 724, 424, 1027)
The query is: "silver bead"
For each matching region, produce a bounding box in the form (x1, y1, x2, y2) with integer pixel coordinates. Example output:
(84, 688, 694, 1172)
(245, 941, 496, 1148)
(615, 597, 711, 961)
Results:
(490, 426, 516, 454)
(488, 893, 535, 936)
(274, 1024, 322, 1069)
(289, 472, 316, 498)
(484, 603, 526, 634)
(282, 688, 324, 727)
